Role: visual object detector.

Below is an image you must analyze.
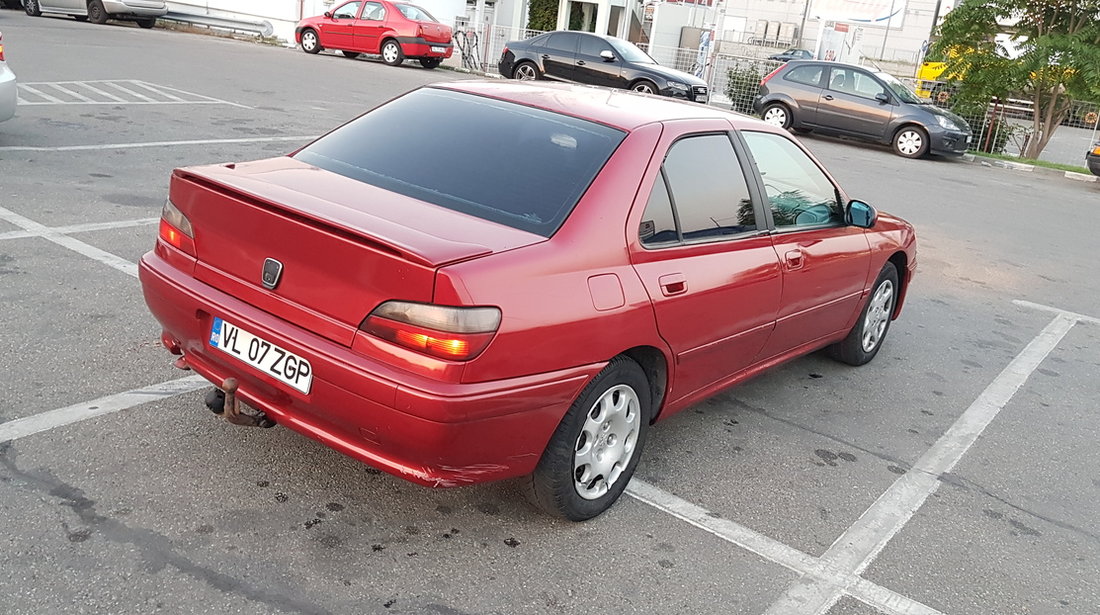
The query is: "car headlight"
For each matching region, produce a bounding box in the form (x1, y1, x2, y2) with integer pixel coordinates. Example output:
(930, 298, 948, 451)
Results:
(667, 81, 689, 92)
(935, 115, 961, 131)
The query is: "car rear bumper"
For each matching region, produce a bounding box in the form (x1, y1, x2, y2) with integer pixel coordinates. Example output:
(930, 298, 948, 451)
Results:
(396, 37, 453, 58)
(0, 63, 15, 123)
(139, 249, 601, 487)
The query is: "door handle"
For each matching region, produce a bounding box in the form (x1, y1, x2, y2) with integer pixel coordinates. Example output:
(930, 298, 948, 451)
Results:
(784, 249, 804, 270)
(541, 54, 550, 59)
(576, 60, 586, 66)
(823, 94, 834, 101)
(658, 273, 687, 296)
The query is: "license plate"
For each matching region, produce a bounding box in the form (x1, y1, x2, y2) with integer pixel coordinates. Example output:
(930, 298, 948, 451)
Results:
(965, 135, 971, 144)
(430, 46, 446, 53)
(209, 317, 313, 394)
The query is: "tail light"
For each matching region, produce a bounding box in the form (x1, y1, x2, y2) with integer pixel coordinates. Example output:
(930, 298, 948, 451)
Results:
(360, 301, 501, 361)
(159, 200, 196, 256)
(760, 65, 783, 85)
(502, 45, 509, 58)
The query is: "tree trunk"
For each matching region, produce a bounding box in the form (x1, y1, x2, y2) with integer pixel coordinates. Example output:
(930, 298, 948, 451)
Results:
(1024, 89, 1072, 159)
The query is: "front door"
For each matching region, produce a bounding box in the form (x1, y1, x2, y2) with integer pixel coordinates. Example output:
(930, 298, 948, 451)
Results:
(322, 1, 363, 50)
(574, 34, 622, 89)
(816, 67, 896, 138)
(629, 120, 781, 404)
(739, 130, 872, 359)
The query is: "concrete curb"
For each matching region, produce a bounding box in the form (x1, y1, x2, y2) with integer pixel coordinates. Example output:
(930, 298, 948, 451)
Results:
(960, 153, 1098, 183)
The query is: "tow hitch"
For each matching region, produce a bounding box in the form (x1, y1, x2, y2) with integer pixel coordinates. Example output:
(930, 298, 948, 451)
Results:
(204, 378, 276, 428)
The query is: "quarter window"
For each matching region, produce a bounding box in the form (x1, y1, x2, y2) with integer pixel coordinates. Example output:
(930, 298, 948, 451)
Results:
(785, 65, 823, 87)
(742, 131, 842, 229)
(638, 134, 757, 247)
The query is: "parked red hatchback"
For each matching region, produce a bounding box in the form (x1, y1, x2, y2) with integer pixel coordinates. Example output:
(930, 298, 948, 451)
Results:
(140, 82, 916, 520)
(295, 0, 452, 68)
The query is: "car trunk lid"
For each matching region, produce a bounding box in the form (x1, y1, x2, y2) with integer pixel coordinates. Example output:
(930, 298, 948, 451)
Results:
(418, 22, 451, 43)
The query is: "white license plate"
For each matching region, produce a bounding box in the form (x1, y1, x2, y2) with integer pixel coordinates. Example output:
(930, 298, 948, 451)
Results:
(430, 46, 446, 53)
(209, 318, 313, 394)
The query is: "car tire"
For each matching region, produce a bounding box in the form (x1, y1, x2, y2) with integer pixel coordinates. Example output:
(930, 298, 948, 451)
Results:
(341, 51, 361, 59)
(762, 102, 792, 129)
(419, 57, 441, 69)
(630, 79, 658, 95)
(893, 126, 929, 158)
(73, 14, 88, 21)
(300, 28, 322, 54)
(828, 262, 898, 366)
(24, 0, 41, 16)
(87, 0, 108, 24)
(792, 127, 813, 135)
(523, 355, 651, 521)
(136, 17, 155, 28)
(381, 39, 404, 66)
(512, 61, 539, 81)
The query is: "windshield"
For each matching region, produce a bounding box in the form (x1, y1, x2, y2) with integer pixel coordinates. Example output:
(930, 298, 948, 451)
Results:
(294, 88, 626, 237)
(608, 38, 656, 64)
(395, 3, 437, 21)
(876, 72, 924, 104)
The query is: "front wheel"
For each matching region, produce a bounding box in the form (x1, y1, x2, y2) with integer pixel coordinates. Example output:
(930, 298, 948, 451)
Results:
(893, 126, 929, 158)
(300, 29, 321, 54)
(419, 57, 441, 69)
(631, 79, 658, 95)
(762, 102, 792, 129)
(524, 356, 651, 521)
(87, 0, 108, 24)
(136, 17, 155, 28)
(381, 39, 405, 66)
(828, 262, 899, 366)
(25, 0, 41, 16)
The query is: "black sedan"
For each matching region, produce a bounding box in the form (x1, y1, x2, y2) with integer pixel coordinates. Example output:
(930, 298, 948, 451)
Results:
(768, 48, 814, 62)
(499, 31, 708, 103)
(1088, 142, 1100, 176)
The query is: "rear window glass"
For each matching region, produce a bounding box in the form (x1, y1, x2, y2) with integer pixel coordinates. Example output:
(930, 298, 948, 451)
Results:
(395, 3, 437, 21)
(294, 88, 626, 237)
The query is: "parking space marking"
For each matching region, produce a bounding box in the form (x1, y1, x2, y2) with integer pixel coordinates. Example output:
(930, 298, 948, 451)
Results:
(1014, 299, 1100, 326)
(0, 135, 315, 153)
(0, 217, 158, 242)
(0, 376, 207, 443)
(0, 205, 138, 278)
(16, 80, 252, 109)
(764, 313, 1079, 615)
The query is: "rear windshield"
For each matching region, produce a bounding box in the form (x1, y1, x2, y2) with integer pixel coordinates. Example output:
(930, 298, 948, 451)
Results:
(395, 3, 437, 22)
(294, 88, 626, 237)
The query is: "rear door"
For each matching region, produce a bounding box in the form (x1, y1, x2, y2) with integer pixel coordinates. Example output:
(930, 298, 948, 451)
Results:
(628, 120, 781, 404)
(322, 1, 363, 49)
(739, 130, 871, 359)
(538, 32, 579, 81)
(574, 34, 622, 89)
(353, 1, 386, 53)
(777, 63, 825, 126)
(816, 67, 896, 138)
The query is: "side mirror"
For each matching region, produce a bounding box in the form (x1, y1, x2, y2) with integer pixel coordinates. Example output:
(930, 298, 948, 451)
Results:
(846, 200, 878, 228)
(600, 50, 615, 62)
(323, 11, 332, 18)
(875, 92, 890, 104)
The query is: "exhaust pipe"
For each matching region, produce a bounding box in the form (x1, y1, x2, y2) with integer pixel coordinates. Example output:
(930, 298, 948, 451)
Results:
(205, 378, 276, 428)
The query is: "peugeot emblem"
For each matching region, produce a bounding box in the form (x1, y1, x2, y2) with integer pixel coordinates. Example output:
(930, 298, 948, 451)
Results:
(261, 258, 283, 290)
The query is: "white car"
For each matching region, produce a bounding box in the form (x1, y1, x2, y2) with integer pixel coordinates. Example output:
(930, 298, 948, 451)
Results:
(22, 0, 167, 29)
(0, 32, 15, 123)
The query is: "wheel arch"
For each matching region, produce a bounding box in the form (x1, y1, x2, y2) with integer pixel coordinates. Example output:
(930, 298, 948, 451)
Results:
(886, 251, 910, 319)
(620, 345, 669, 424)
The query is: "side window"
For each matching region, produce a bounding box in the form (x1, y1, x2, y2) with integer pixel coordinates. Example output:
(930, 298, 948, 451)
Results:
(333, 1, 362, 19)
(578, 34, 609, 58)
(638, 134, 757, 247)
(741, 131, 842, 230)
(785, 65, 822, 87)
(828, 68, 885, 99)
(544, 33, 578, 54)
(361, 2, 384, 20)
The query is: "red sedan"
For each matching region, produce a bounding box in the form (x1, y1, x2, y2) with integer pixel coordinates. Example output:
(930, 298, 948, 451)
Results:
(140, 81, 916, 520)
(294, 0, 452, 68)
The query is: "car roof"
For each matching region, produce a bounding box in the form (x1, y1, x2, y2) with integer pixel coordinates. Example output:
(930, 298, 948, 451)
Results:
(432, 81, 780, 133)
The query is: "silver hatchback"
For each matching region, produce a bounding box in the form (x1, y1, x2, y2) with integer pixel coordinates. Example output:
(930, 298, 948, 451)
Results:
(22, 0, 167, 28)
(0, 32, 15, 123)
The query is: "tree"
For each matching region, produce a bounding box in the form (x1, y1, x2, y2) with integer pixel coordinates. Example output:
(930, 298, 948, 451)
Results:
(528, 0, 558, 31)
(932, 0, 1100, 158)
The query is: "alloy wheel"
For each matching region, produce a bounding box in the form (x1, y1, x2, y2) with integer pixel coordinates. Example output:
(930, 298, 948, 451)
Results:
(514, 63, 537, 81)
(861, 279, 895, 352)
(573, 384, 640, 500)
(632, 82, 655, 94)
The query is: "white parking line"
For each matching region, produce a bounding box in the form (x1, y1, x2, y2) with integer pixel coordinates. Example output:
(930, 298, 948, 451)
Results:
(0, 376, 208, 443)
(0, 217, 159, 242)
(1014, 299, 1100, 326)
(0, 136, 315, 153)
(16, 80, 253, 108)
(763, 313, 1078, 615)
(0, 206, 138, 278)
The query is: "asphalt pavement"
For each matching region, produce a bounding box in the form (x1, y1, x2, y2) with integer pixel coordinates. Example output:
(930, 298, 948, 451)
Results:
(1, 11, 1098, 615)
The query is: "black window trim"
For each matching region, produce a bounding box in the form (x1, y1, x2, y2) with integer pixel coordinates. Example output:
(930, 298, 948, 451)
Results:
(734, 129, 846, 235)
(825, 66, 888, 101)
(639, 130, 768, 251)
(783, 63, 826, 88)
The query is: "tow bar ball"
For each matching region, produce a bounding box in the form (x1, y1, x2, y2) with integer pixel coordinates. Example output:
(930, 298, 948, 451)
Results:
(204, 378, 276, 428)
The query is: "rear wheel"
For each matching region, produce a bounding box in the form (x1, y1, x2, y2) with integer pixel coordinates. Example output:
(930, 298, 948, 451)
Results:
(524, 356, 651, 521)
(381, 39, 404, 66)
(300, 28, 321, 54)
(893, 126, 929, 158)
(512, 61, 539, 81)
(631, 79, 658, 95)
(419, 57, 441, 69)
(341, 51, 361, 59)
(136, 17, 155, 28)
(828, 262, 898, 366)
(24, 0, 41, 16)
(762, 102, 792, 129)
(87, 0, 108, 24)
